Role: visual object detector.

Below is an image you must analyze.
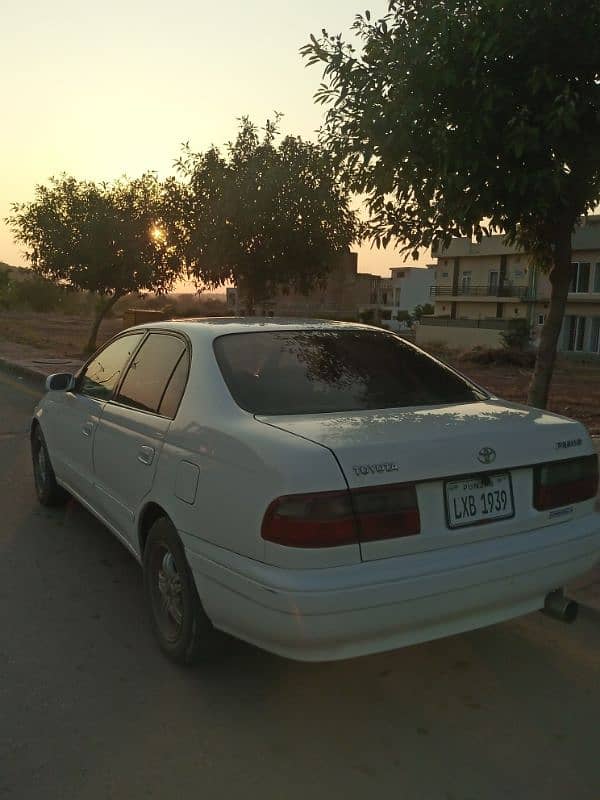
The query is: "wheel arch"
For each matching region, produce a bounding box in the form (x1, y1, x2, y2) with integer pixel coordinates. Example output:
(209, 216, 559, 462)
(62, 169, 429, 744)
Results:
(138, 501, 171, 556)
(30, 416, 41, 442)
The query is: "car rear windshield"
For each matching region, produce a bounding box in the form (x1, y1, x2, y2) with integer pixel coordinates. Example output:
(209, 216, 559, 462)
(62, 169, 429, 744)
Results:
(213, 329, 486, 415)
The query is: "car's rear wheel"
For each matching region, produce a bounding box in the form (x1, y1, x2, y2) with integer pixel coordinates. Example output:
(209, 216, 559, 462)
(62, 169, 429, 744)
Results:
(31, 426, 68, 507)
(143, 517, 216, 665)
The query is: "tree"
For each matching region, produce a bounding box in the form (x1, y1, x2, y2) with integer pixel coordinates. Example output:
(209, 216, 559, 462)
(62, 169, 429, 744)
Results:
(169, 117, 359, 312)
(500, 318, 533, 351)
(412, 303, 434, 322)
(7, 174, 181, 352)
(12, 274, 65, 312)
(302, 1, 600, 407)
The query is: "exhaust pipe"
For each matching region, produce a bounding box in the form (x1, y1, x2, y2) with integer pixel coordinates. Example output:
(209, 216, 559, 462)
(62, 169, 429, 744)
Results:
(542, 589, 578, 623)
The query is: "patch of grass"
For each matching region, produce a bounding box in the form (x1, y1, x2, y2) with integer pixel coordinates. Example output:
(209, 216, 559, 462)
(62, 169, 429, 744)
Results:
(459, 346, 536, 368)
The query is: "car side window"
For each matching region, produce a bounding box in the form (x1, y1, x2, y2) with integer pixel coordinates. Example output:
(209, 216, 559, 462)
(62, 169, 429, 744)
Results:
(79, 333, 144, 400)
(158, 352, 190, 418)
(114, 333, 187, 415)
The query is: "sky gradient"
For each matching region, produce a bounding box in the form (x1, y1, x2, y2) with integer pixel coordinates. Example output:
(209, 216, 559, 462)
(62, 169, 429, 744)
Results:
(1, 1, 427, 278)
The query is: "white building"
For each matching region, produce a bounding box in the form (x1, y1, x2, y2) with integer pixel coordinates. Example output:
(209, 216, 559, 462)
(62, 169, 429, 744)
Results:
(388, 265, 436, 314)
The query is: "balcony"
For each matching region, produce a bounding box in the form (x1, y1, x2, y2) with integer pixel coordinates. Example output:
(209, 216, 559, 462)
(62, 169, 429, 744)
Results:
(430, 283, 534, 299)
(418, 316, 513, 330)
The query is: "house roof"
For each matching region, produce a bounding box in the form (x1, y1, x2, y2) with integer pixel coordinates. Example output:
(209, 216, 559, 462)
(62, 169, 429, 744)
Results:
(434, 216, 600, 259)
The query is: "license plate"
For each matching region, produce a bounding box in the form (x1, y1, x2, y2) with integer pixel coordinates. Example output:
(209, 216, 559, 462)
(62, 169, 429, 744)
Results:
(445, 473, 514, 529)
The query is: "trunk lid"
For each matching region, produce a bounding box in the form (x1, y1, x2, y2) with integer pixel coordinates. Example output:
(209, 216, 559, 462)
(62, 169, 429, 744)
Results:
(258, 400, 592, 560)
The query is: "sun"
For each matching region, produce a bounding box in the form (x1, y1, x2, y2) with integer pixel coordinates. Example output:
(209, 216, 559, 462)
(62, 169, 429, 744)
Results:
(150, 225, 166, 243)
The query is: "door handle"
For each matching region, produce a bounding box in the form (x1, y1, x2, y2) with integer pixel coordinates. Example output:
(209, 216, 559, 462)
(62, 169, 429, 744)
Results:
(137, 445, 155, 466)
(81, 422, 94, 437)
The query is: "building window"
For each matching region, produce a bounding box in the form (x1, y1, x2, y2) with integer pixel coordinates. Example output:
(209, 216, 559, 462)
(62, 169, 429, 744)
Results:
(594, 264, 600, 293)
(537, 314, 545, 325)
(591, 318, 600, 354)
(397, 271, 405, 278)
(570, 262, 591, 293)
(565, 316, 588, 352)
(442, 272, 449, 278)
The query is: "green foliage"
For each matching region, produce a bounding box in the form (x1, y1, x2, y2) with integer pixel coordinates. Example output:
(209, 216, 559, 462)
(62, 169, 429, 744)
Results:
(302, 1, 600, 261)
(500, 318, 533, 351)
(412, 303, 434, 321)
(169, 117, 359, 310)
(0, 271, 65, 312)
(7, 173, 183, 351)
(462, 346, 536, 368)
(303, 1, 600, 407)
(6, 173, 181, 301)
(358, 309, 375, 323)
(12, 275, 65, 312)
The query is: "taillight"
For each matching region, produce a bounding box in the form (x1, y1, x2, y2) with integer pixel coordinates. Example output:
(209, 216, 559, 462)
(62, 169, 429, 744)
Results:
(262, 490, 358, 547)
(352, 484, 420, 541)
(262, 483, 420, 548)
(533, 455, 599, 511)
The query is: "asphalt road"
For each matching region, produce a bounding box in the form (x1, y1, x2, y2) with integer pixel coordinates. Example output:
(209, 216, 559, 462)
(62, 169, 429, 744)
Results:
(1, 369, 599, 800)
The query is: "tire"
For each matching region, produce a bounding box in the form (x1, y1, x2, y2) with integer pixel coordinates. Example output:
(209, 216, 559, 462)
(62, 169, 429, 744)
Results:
(143, 517, 216, 665)
(31, 425, 69, 507)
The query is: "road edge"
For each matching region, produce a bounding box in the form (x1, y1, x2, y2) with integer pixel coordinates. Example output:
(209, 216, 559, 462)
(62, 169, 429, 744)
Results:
(0, 357, 47, 388)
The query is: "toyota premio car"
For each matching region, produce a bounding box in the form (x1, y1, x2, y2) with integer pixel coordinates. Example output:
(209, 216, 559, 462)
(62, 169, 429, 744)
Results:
(31, 319, 600, 664)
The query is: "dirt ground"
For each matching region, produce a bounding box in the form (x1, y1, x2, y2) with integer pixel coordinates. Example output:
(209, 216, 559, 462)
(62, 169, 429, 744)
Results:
(448, 357, 600, 435)
(0, 311, 123, 357)
(1, 311, 599, 434)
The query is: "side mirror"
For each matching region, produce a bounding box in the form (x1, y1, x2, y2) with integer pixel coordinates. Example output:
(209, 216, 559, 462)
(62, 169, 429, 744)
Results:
(45, 372, 76, 392)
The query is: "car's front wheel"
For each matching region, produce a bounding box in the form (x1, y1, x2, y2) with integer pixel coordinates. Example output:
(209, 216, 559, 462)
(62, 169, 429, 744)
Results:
(31, 426, 68, 507)
(143, 517, 216, 665)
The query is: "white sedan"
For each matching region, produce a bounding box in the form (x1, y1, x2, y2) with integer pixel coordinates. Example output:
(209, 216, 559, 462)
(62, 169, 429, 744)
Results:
(31, 319, 600, 663)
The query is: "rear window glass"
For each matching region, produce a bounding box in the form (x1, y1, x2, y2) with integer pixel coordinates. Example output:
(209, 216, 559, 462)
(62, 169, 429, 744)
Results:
(213, 330, 485, 415)
(115, 333, 187, 414)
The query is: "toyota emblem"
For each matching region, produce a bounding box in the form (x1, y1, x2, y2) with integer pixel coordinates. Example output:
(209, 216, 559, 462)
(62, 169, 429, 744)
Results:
(478, 447, 496, 465)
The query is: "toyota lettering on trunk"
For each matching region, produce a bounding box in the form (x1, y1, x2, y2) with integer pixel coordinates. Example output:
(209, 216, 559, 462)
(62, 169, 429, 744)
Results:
(352, 462, 399, 477)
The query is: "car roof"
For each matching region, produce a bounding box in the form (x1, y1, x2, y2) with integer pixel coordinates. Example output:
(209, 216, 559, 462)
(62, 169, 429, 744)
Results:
(126, 317, 373, 341)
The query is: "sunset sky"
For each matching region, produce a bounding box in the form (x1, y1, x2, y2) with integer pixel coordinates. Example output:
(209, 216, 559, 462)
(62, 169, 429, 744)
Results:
(1, 0, 428, 281)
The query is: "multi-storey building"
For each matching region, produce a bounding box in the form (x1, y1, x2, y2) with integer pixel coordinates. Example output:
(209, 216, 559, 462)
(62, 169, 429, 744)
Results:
(419, 217, 600, 354)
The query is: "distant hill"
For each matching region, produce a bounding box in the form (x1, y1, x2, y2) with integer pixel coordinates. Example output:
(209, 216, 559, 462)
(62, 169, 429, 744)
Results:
(0, 262, 31, 282)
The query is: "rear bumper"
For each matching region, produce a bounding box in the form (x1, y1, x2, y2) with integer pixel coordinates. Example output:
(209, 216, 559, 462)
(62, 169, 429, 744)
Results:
(183, 514, 600, 662)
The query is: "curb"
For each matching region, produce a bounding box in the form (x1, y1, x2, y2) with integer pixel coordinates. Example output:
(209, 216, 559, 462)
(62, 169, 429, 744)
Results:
(0, 357, 47, 389)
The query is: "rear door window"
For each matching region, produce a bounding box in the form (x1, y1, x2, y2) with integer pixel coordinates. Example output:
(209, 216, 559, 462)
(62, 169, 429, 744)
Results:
(115, 333, 187, 414)
(214, 329, 485, 415)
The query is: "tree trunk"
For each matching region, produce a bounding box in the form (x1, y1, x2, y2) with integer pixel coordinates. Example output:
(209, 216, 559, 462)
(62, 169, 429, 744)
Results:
(244, 295, 255, 316)
(84, 293, 122, 355)
(527, 231, 572, 409)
